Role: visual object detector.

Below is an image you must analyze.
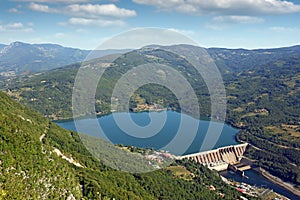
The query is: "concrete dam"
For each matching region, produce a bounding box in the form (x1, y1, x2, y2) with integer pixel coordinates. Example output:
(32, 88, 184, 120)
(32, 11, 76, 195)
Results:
(178, 143, 248, 171)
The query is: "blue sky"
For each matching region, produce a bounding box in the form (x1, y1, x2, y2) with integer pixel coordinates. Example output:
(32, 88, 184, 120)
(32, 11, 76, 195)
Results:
(1, 0, 300, 49)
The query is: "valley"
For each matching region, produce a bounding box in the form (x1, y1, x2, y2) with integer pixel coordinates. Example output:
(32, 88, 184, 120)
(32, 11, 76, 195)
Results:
(2, 0, 300, 199)
(0, 91, 252, 199)
(1, 43, 300, 199)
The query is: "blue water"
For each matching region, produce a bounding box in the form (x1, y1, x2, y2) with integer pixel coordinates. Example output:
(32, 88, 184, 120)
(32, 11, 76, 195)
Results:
(57, 110, 299, 199)
(221, 169, 300, 199)
(56, 111, 239, 155)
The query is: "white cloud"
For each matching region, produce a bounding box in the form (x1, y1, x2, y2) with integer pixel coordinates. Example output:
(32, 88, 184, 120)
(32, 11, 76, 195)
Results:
(54, 33, 66, 38)
(6, 23, 24, 29)
(0, 22, 34, 32)
(29, 2, 55, 12)
(98, 28, 197, 50)
(28, 3, 136, 18)
(28, 22, 34, 26)
(132, 0, 182, 9)
(167, 28, 195, 36)
(28, 3, 136, 28)
(269, 26, 300, 32)
(212, 16, 265, 24)
(67, 17, 125, 27)
(75, 28, 88, 33)
(13, 0, 92, 3)
(205, 15, 264, 31)
(66, 4, 136, 18)
(133, 0, 300, 15)
(205, 24, 227, 31)
(8, 8, 20, 13)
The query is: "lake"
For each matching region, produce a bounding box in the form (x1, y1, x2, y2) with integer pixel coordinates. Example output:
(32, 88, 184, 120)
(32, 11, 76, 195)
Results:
(56, 110, 299, 198)
(56, 110, 239, 155)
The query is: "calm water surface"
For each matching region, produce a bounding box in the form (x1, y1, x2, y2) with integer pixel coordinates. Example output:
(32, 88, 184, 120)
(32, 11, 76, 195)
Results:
(221, 169, 300, 200)
(57, 110, 299, 199)
(57, 111, 239, 155)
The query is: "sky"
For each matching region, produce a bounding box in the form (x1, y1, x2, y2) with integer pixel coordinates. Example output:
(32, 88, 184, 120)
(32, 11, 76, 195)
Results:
(1, 0, 300, 50)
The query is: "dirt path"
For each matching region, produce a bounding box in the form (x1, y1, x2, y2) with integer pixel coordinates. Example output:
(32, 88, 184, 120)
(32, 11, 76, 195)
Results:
(39, 123, 84, 168)
(53, 148, 84, 168)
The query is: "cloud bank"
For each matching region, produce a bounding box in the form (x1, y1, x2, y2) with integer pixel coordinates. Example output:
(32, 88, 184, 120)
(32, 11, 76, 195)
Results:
(0, 22, 34, 32)
(67, 4, 136, 18)
(14, 0, 92, 3)
(132, 0, 300, 15)
(29, 3, 136, 18)
(28, 3, 136, 27)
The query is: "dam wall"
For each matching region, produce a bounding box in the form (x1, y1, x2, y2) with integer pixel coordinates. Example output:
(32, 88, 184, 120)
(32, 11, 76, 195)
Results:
(177, 143, 248, 171)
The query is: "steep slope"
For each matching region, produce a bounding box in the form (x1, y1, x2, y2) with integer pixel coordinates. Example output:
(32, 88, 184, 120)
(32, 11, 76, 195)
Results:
(0, 92, 248, 199)
(0, 92, 82, 199)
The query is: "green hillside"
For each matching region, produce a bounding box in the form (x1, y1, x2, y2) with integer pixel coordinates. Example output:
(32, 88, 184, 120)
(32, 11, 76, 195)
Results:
(2, 44, 300, 187)
(0, 92, 82, 199)
(0, 92, 250, 199)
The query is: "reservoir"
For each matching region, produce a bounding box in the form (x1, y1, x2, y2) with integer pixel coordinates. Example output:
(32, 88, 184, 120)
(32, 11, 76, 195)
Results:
(57, 110, 299, 199)
(56, 110, 239, 155)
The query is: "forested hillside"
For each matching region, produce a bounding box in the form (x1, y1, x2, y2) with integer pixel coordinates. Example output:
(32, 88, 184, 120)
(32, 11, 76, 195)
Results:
(0, 92, 82, 199)
(2, 44, 300, 187)
(0, 92, 250, 199)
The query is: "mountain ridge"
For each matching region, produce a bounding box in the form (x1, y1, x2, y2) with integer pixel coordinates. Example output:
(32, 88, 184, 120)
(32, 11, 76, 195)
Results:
(0, 41, 89, 74)
(0, 41, 130, 74)
(0, 41, 299, 75)
(2, 41, 299, 51)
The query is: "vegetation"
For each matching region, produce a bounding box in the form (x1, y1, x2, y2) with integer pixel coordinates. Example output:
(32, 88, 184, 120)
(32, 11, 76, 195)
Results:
(4, 48, 210, 119)
(0, 92, 253, 199)
(2, 44, 300, 187)
(224, 50, 300, 185)
(0, 92, 82, 199)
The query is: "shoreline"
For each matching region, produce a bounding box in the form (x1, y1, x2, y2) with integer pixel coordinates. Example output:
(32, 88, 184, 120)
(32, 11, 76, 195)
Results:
(54, 110, 222, 123)
(256, 168, 300, 197)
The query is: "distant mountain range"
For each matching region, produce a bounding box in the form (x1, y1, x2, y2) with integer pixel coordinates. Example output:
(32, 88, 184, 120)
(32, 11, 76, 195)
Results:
(0, 42, 89, 74)
(207, 45, 300, 72)
(1, 41, 299, 76)
(0, 44, 6, 49)
(0, 42, 300, 76)
(0, 41, 129, 74)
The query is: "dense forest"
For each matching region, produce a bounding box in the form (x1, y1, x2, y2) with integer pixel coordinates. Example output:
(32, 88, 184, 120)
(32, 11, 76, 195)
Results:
(2, 44, 300, 187)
